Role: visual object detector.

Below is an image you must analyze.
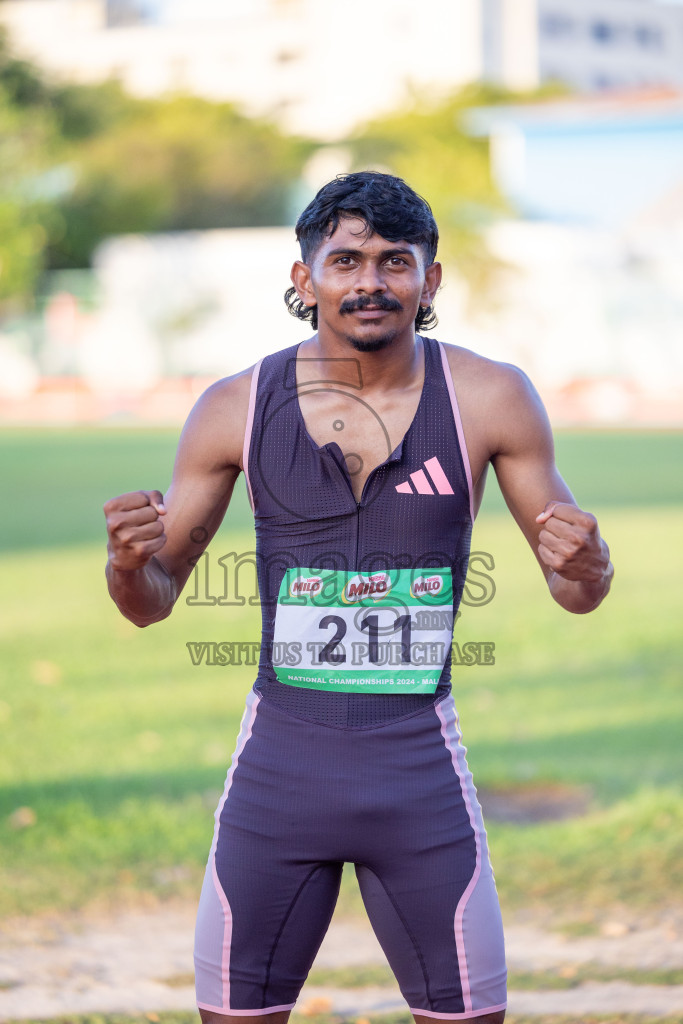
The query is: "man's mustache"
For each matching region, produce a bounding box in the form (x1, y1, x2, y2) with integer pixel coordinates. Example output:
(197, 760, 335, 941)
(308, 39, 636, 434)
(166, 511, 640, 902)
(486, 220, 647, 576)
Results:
(339, 295, 403, 315)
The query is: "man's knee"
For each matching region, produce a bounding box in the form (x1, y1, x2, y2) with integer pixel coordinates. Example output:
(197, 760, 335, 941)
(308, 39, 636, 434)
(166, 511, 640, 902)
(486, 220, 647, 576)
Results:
(199, 1011, 291, 1024)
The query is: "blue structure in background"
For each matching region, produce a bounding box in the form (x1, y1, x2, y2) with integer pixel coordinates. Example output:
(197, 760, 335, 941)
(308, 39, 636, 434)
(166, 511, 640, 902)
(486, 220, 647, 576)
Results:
(466, 97, 683, 227)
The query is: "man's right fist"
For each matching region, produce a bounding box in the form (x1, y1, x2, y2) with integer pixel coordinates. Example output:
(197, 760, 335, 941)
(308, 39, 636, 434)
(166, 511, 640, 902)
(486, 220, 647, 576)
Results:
(104, 490, 167, 572)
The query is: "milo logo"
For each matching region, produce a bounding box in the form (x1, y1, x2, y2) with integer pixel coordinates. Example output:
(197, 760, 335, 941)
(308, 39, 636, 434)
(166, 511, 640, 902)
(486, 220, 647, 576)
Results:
(289, 574, 323, 599)
(341, 572, 391, 604)
(410, 574, 444, 599)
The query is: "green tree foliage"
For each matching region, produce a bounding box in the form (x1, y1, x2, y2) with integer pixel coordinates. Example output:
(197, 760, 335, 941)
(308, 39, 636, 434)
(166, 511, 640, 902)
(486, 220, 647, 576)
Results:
(48, 93, 312, 268)
(0, 29, 312, 294)
(349, 82, 565, 310)
(0, 32, 59, 305)
(51, 79, 138, 141)
(0, 33, 145, 302)
(0, 24, 565, 307)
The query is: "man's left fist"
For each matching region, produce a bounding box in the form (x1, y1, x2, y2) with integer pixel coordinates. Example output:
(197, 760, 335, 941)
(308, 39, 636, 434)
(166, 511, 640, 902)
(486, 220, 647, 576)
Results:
(535, 501, 610, 582)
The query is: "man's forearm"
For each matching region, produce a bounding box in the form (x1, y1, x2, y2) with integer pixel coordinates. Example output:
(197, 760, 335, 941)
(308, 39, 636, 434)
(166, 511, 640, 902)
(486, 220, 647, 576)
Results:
(105, 556, 177, 627)
(548, 558, 614, 614)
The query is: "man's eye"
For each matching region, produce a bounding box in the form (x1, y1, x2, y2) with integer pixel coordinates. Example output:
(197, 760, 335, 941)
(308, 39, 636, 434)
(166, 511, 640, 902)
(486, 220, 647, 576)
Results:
(388, 257, 407, 266)
(336, 256, 354, 265)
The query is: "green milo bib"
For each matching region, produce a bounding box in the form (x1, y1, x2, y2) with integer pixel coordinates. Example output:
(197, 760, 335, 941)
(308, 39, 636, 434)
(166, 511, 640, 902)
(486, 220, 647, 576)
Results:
(272, 568, 454, 694)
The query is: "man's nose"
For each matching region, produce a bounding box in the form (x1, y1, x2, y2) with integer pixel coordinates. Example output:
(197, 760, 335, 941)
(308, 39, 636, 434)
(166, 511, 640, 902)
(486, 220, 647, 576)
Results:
(354, 261, 386, 293)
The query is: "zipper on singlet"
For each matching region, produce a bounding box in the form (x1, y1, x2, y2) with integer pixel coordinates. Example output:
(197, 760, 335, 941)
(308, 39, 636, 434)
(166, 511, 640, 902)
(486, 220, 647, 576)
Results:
(354, 467, 381, 565)
(328, 443, 396, 565)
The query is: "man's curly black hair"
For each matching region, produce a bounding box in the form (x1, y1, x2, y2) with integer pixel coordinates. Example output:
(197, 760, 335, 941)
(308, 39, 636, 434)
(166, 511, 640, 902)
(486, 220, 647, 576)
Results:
(284, 170, 439, 332)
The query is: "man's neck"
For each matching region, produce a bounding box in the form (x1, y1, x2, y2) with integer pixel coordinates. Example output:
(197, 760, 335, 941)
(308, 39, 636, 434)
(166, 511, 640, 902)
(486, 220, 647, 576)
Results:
(298, 331, 424, 393)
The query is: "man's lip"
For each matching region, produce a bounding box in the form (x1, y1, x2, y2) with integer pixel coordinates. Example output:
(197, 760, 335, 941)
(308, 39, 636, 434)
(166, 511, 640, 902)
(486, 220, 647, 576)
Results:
(351, 307, 390, 318)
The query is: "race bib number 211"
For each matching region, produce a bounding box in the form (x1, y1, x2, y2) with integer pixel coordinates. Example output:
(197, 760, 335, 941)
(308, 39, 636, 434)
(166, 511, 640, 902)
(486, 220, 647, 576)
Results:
(273, 568, 454, 694)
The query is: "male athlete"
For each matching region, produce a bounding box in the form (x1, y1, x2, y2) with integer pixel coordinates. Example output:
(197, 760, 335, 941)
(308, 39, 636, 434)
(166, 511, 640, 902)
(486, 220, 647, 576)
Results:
(104, 172, 613, 1024)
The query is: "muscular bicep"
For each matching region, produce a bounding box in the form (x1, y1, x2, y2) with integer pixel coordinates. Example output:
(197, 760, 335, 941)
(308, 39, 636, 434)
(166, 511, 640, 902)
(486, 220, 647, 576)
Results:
(153, 370, 252, 593)
(490, 370, 576, 578)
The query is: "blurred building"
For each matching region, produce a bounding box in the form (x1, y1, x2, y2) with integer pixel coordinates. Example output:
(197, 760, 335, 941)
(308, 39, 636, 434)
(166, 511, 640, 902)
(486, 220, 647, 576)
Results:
(484, 0, 683, 94)
(466, 88, 683, 226)
(0, 0, 485, 138)
(2, 0, 683, 137)
(453, 88, 683, 421)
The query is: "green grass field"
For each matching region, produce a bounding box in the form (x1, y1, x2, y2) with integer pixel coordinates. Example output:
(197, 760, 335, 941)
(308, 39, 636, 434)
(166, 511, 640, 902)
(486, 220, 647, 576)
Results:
(0, 428, 682, 923)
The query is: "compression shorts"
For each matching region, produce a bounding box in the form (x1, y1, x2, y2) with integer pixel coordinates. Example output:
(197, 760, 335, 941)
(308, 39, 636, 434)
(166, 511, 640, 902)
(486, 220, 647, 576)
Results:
(194, 689, 507, 1019)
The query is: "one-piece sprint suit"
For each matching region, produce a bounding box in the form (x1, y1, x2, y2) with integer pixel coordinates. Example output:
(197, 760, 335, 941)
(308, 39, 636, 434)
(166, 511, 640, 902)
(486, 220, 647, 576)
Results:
(194, 337, 507, 1020)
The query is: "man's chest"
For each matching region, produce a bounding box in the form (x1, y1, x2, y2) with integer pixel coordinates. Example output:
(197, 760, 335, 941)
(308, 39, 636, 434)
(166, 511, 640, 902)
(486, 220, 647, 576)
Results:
(297, 386, 423, 500)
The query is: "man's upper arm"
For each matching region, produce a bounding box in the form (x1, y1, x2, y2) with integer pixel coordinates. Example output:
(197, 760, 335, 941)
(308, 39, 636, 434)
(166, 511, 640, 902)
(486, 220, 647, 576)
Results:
(488, 366, 575, 577)
(443, 345, 610, 609)
(154, 367, 254, 593)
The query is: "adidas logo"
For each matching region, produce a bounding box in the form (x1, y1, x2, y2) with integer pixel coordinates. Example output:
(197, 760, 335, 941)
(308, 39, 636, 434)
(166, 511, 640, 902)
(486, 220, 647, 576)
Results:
(395, 456, 454, 496)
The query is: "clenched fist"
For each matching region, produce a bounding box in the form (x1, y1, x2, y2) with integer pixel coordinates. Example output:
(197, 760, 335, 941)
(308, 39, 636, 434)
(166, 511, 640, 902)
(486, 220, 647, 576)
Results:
(535, 501, 610, 583)
(104, 490, 167, 572)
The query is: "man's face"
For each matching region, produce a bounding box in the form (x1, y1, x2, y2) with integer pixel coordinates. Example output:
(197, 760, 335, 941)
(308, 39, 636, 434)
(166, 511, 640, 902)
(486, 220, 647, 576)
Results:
(292, 217, 438, 352)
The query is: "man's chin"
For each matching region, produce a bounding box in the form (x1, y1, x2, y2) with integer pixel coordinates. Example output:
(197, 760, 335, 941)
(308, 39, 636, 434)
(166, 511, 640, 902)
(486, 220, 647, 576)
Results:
(344, 329, 398, 353)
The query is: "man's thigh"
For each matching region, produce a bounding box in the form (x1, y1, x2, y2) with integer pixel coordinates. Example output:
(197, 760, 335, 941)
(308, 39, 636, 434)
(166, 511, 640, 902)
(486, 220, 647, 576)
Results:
(194, 693, 344, 1015)
(195, 828, 343, 1014)
(353, 695, 507, 1019)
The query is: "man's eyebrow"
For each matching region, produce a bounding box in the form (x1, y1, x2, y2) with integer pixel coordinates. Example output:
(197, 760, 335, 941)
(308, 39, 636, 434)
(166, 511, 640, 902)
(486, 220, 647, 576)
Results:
(324, 247, 364, 259)
(324, 246, 416, 259)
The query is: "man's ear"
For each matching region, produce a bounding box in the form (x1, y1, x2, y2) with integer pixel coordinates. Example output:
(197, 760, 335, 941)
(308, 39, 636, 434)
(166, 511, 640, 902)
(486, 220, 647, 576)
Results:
(290, 261, 316, 307)
(421, 261, 442, 307)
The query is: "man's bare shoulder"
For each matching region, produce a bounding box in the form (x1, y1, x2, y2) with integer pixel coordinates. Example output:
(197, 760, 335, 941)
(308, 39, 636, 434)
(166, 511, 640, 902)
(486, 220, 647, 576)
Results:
(439, 342, 551, 459)
(440, 341, 530, 395)
(198, 365, 255, 411)
(179, 364, 257, 472)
